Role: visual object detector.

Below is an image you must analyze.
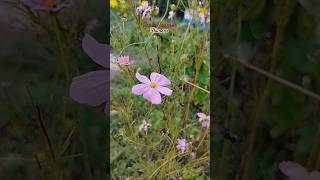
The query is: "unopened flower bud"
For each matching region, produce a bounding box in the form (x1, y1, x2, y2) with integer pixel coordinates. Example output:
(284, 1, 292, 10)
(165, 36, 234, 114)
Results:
(170, 4, 176, 10)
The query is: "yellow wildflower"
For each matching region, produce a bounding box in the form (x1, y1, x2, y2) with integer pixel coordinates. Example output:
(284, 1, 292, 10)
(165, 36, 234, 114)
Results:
(199, 8, 206, 14)
(110, 0, 119, 8)
(141, 0, 148, 7)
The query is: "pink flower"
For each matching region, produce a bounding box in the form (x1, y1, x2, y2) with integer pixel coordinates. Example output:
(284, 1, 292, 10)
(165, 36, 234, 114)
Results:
(132, 69, 172, 105)
(279, 161, 320, 180)
(197, 113, 210, 128)
(69, 34, 109, 114)
(117, 55, 130, 65)
(168, 11, 175, 20)
(191, 152, 196, 159)
(176, 139, 189, 153)
(199, 12, 210, 23)
(199, 13, 206, 23)
(142, 6, 152, 20)
(136, 1, 158, 20)
(22, 0, 69, 12)
(136, 6, 144, 15)
(138, 120, 151, 132)
(136, 1, 149, 15)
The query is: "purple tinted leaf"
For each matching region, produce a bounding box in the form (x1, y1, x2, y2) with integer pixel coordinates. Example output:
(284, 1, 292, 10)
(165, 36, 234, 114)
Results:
(70, 70, 108, 106)
(82, 34, 109, 68)
(310, 171, 320, 180)
(279, 161, 307, 178)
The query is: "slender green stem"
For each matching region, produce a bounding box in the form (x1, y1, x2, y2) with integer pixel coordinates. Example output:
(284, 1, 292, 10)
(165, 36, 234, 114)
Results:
(156, 35, 162, 73)
(51, 15, 70, 83)
(180, 79, 210, 94)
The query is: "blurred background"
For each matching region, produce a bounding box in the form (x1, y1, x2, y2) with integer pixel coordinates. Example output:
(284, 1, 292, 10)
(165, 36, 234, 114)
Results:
(213, 0, 320, 179)
(0, 0, 108, 179)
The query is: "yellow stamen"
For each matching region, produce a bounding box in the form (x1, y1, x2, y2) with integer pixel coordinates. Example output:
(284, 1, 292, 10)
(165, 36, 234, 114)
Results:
(46, 0, 56, 8)
(150, 82, 157, 88)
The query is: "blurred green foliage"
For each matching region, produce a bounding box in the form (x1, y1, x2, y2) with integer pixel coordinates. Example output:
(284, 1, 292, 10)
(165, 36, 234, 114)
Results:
(213, 0, 320, 179)
(0, 0, 108, 179)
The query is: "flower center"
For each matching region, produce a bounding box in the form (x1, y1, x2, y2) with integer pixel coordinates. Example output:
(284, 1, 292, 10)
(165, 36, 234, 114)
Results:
(46, 0, 56, 8)
(150, 82, 157, 88)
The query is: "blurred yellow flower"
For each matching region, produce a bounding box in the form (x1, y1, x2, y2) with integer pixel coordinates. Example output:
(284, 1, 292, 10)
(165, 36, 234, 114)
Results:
(140, 0, 148, 7)
(110, 0, 119, 8)
(199, 8, 206, 14)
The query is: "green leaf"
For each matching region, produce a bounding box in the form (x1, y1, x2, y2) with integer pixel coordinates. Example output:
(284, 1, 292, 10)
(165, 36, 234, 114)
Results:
(242, 0, 266, 21)
(280, 41, 317, 75)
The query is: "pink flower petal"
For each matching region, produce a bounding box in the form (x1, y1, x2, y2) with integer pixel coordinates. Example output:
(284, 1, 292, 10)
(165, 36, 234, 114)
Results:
(156, 86, 172, 96)
(197, 113, 207, 119)
(22, 0, 45, 7)
(143, 89, 161, 104)
(178, 139, 186, 146)
(82, 34, 109, 68)
(70, 70, 108, 106)
(279, 161, 307, 178)
(202, 120, 210, 128)
(136, 70, 151, 84)
(191, 152, 196, 159)
(288, 178, 303, 180)
(117, 56, 130, 65)
(310, 171, 320, 180)
(22, 0, 70, 12)
(150, 72, 171, 86)
(132, 84, 150, 95)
